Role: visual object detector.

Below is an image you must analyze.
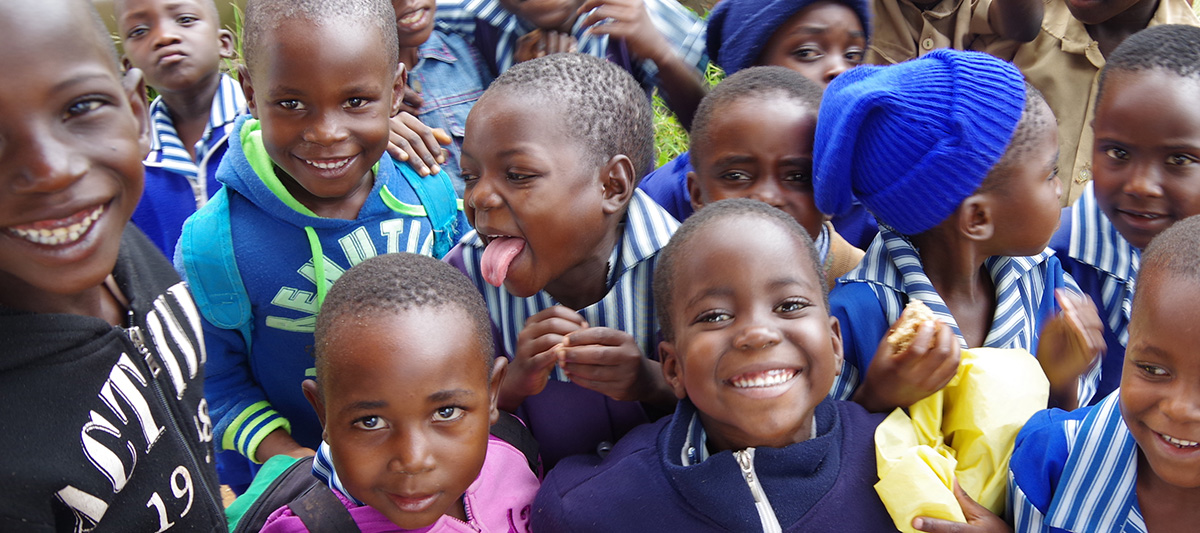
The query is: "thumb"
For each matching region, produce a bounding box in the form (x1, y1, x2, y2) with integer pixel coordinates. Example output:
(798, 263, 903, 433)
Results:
(952, 479, 987, 520)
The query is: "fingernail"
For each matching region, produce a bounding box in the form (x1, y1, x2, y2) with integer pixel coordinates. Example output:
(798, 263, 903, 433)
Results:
(430, 164, 441, 175)
(912, 518, 924, 530)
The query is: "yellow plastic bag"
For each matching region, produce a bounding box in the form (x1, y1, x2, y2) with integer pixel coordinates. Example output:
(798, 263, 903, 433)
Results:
(874, 347, 1049, 533)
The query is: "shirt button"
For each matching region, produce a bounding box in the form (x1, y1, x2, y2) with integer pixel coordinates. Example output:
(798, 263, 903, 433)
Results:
(922, 38, 935, 50)
(1077, 166, 1092, 184)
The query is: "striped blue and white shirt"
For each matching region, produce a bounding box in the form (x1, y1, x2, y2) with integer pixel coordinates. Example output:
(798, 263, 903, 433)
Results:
(1067, 182, 1138, 348)
(434, 0, 707, 89)
(456, 190, 678, 377)
(828, 227, 1098, 406)
(1009, 392, 1144, 533)
(144, 73, 246, 207)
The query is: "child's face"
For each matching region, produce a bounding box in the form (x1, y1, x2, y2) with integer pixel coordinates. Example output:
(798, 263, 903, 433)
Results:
(305, 307, 503, 529)
(660, 215, 842, 452)
(984, 107, 1062, 256)
(1120, 272, 1200, 489)
(0, 1, 149, 307)
(242, 18, 403, 215)
(1092, 70, 1200, 250)
(117, 0, 234, 93)
(461, 91, 625, 298)
(688, 96, 824, 240)
(497, 0, 585, 32)
(391, 0, 437, 49)
(757, 1, 866, 88)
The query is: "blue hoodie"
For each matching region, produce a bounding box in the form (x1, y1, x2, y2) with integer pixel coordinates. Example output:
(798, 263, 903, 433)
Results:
(179, 116, 468, 490)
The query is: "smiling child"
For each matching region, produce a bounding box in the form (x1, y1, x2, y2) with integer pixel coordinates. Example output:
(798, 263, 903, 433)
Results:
(533, 199, 898, 531)
(178, 0, 468, 493)
(0, 0, 224, 529)
(445, 53, 678, 467)
(1009, 215, 1200, 532)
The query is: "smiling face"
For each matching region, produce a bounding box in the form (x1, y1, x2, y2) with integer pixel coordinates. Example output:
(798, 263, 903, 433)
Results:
(497, 0, 584, 31)
(1121, 271, 1200, 490)
(660, 214, 842, 452)
(391, 0, 436, 49)
(242, 17, 402, 219)
(689, 95, 823, 239)
(0, 0, 149, 312)
(1093, 70, 1200, 250)
(757, 1, 866, 87)
(116, 0, 233, 94)
(308, 306, 501, 529)
(461, 91, 625, 304)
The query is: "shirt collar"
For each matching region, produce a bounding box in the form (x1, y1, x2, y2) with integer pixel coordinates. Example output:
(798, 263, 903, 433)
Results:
(1069, 181, 1140, 281)
(416, 30, 460, 65)
(146, 73, 246, 159)
(1045, 392, 1142, 533)
(314, 441, 366, 506)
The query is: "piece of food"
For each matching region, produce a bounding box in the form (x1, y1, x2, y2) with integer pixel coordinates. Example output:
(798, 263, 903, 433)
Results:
(887, 300, 937, 353)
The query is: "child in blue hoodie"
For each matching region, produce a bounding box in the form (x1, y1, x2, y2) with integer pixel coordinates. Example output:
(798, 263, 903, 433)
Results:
(177, 0, 467, 493)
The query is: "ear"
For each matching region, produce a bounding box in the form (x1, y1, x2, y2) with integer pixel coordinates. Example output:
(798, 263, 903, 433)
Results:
(658, 341, 689, 400)
(121, 56, 133, 73)
(121, 68, 152, 158)
(218, 29, 236, 60)
(599, 154, 636, 215)
(487, 357, 509, 425)
(390, 63, 408, 117)
(301, 379, 328, 430)
(686, 170, 706, 213)
(238, 64, 259, 119)
(828, 315, 844, 377)
(957, 194, 994, 242)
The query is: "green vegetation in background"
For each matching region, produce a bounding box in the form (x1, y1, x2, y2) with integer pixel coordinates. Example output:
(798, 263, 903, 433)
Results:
(652, 61, 724, 167)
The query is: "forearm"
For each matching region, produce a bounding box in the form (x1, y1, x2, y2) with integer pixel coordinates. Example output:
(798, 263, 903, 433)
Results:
(646, 49, 706, 131)
(253, 428, 315, 463)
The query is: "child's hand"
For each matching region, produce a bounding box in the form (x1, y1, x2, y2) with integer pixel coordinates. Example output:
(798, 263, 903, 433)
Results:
(576, 0, 670, 64)
(557, 327, 674, 407)
(387, 111, 450, 177)
(855, 314, 961, 412)
(1037, 289, 1105, 410)
(514, 29, 578, 63)
(912, 480, 1013, 533)
(398, 85, 425, 116)
(501, 306, 589, 411)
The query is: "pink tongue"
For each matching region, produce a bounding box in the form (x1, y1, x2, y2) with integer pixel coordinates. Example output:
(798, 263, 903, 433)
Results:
(480, 237, 526, 287)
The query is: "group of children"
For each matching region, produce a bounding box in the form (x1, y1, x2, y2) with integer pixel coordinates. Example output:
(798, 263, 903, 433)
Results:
(2, 0, 1200, 530)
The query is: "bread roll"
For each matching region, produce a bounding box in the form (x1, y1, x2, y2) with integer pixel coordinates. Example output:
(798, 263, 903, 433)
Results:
(886, 300, 937, 353)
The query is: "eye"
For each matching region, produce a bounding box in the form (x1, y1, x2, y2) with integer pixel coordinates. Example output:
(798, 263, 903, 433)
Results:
(1136, 363, 1169, 378)
(176, 14, 199, 25)
(461, 172, 478, 186)
(346, 97, 370, 109)
(1047, 166, 1060, 181)
(845, 48, 865, 64)
(719, 171, 752, 182)
(126, 25, 148, 39)
(506, 172, 535, 182)
(353, 416, 387, 431)
(792, 46, 822, 61)
(1104, 147, 1129, 161)
(783, 170, 811, 183)
(694, 310, 732, 324)
(774, 298, 810, 314)
(278, 100, 304, 111)
(65, 98, 107, 119)
(433, 406, 465, 422)
(1167, 154, 1198, 166)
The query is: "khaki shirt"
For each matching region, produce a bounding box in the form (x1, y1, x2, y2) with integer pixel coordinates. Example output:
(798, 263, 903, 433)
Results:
(994, 0, 1199, 205)
(867, 0, 1005, 65)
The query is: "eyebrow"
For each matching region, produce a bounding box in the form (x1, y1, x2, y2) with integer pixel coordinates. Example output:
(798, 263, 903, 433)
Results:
(429, 389, 476, 403)
(52, 72, 119, 95)
(340, 400, 387, 415)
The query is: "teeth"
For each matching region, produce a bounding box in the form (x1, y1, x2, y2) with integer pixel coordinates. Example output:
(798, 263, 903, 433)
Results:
(399, 9, 423, 23)
(1162, 433, 1200, 448)
(6, 205, 104, 246)
(306, 158, 350, 170)
(730, 369, 796, 389)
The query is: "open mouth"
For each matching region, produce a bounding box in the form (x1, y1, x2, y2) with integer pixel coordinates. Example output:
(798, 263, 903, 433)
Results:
(398, 8, 429, 26)
(1159, 432, 1200, 449)
(728, 368, 797, 389)
(387, 492, 438, 513)
(5, 204, 105, 247)
(303, 156, 354, 171)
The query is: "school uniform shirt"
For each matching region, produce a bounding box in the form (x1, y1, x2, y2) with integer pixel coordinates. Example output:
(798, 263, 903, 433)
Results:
(445, 189, 677, 467)
(409, 30, 494, 196)
(866, 0, 1010, 65)
(1049, 182, 1138, 404)
(828, 226, 1099, 407)
(433, 0, 708, 93)
(0, 226, 226, 532)
(532, 398, 898, 532)
(134, 73, 246, 256)
(991, 0, 1199, 205)
(1008, 392, 1146, 533)
(182, 116, 469, 490)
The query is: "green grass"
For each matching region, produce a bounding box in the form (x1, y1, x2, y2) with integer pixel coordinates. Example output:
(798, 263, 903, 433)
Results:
(652, 61, 724, 167)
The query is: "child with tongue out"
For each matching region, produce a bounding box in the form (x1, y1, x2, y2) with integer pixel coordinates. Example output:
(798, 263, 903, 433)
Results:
(445, 53, 680, 468)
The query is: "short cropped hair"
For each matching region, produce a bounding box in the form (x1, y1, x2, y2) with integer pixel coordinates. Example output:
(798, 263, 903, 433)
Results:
(312, 253, 495, 385)
(1098, 25, 1200, 103)
(979, 83, 1054, 193)
(653, 198, 826, 341)
(1133, 215, 1200, 312)
(242, 0, 399, 75)
(484, 53, 655, 179)
(690, 66, 823, 156)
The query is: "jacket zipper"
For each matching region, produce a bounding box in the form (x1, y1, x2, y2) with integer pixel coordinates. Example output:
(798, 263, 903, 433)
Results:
(734, 448, 782, 533)
(124, 324, 224, 527)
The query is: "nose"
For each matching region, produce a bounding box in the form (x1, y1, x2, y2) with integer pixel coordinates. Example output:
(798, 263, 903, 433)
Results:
(748, 176, 785, 209)
(1160, 382, 1200, 423)
(151, 21, 182, 50)
(302, 110, 350, 146)
(465, 175, 501, 212)
(7, 123, 88, 195)
(734, 317, 783, 351)
(388, 429, 436, 475)
(1124, 163, 1164, 198)
(824, 56, 852, 85)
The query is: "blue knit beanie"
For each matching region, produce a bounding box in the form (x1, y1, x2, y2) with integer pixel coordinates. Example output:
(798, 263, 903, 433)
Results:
(813, 49, 1027, 236)
(707, 0, 872, 75)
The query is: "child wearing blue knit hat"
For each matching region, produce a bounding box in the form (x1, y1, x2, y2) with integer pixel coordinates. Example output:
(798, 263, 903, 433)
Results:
(817, 49, 1106, 414)
(638, 0, 879, 248)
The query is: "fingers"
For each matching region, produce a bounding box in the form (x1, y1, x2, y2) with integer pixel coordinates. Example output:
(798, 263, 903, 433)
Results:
(912, 481, 1012, 533)
(401, 85, 424, 112)
(431, 127, 453, 147)
(524, 305, 588, 329)
(387, 113, 445, 176)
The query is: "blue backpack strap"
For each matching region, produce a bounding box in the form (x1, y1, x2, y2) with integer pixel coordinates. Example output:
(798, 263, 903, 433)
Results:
(180, 187, 254, 348)
(391, 158, 462, 258)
